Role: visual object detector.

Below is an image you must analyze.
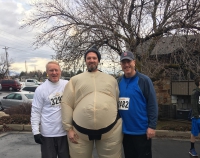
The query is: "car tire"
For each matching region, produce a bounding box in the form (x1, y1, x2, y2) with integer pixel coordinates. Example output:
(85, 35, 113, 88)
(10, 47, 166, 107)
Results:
(0, 102, 3, 111)
(9, 87, 13, 91)
(0, 106, 4, 111)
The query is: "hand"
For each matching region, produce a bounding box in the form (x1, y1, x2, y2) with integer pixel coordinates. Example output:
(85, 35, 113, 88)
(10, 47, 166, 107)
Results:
(34, 134, 43, 144)
(146, 128, 155, 140)
(68, 129, 79, 144)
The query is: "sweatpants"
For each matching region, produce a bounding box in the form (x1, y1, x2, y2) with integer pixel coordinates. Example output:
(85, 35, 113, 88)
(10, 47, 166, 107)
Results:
(123, 134, 152, 158)
(68, 118, 123, 158)
(41, 135, 70, 158)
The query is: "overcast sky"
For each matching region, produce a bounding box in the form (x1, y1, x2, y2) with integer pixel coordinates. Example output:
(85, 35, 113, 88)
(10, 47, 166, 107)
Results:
(0, 0, 54, 73)
(0, 0, 122, 76)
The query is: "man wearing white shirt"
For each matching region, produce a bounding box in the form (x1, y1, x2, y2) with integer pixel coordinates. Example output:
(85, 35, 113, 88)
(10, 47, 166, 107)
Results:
(31, 61, 69, 158)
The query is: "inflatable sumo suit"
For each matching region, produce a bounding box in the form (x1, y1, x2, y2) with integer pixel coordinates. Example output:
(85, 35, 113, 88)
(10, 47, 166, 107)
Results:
(61, 71, 123, 158)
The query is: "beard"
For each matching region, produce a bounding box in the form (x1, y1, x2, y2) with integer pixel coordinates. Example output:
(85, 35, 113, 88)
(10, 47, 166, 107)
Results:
(87, 64, 98, 72)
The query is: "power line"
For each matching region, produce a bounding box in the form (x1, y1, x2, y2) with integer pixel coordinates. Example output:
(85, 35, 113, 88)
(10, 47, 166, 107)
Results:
(0, 44, 53, 54)
(0, 30, 54, 52)
(0, 32, 33, 49)
(0, 44, 31, 52)
(0, 29, 33, 45)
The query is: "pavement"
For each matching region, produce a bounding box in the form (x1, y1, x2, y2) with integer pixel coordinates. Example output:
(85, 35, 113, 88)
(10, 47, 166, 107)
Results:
(0, 131, 200, 158)
(1, 117, 199, 158)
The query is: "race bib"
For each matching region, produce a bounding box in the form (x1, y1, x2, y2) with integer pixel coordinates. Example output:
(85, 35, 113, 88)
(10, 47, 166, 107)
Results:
(118, 97, 130, 110)
(49, 92, 63, 107)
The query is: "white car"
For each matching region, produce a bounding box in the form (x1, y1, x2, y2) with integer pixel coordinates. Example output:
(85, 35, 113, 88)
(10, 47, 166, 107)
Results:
(25, 79, 41, 86)
(0, 91, 34, 110)
(21, 85, 39, 92)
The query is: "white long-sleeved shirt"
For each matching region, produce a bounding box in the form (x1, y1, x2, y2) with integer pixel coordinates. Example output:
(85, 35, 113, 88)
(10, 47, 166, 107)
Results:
(31, 79, 68, 137)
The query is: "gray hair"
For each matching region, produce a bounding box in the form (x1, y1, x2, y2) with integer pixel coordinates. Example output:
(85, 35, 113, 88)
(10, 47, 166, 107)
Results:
(46, 61, 60, 71)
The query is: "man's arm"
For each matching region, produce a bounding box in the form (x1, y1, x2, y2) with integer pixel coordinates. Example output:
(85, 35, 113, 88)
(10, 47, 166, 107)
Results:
(145, 77, 158, 129)
(115, 79, 119, 102)
(31, 105, 42, 135)
(31, 88, 44, 144)
(191, 90, 199, 118)
(61, 79, 74, 131)
(143, 77, 158, 139)
(61, 79, 79, 143)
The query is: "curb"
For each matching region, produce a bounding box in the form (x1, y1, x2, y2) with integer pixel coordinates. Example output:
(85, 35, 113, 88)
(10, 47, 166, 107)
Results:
(0, 124, 199, 139)
(0, 124, 31, 131)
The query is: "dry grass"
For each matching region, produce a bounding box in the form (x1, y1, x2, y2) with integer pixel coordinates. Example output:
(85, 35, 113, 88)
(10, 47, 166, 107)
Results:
(156, 119, 191, 131)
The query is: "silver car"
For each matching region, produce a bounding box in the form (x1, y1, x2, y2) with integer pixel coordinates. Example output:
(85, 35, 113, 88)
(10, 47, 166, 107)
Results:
(0, 91, 34, 109)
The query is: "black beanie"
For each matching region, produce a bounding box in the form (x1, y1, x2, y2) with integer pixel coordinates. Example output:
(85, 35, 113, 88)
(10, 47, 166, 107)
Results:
(84, 45, 101, 62)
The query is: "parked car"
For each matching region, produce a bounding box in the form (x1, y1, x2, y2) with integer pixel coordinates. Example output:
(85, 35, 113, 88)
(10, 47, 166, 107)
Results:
(21, 85, 39, 92)
(0, 91, 34, 109)
(19, 82, 25, 88)
(25, 79, 41, 86)
(0, 79, 21, 91)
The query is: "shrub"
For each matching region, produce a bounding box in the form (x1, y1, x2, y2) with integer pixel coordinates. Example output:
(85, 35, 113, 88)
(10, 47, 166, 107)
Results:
(160, 124, 191, 131)
(4, 103, 32, 115)
(0, 103, 31, 125)
(0, 114, 30, 125)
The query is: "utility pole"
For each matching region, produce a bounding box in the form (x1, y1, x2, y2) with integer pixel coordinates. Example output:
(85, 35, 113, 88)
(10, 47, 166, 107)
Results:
(2, 46, 9, 79)
(25, 60, 28, 74)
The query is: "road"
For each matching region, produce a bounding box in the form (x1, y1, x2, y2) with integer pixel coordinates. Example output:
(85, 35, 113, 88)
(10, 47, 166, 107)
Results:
(0, 132, 199, 158)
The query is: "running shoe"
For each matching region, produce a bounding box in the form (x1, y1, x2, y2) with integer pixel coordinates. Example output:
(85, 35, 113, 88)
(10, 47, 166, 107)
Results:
(189, 148, 198, 157)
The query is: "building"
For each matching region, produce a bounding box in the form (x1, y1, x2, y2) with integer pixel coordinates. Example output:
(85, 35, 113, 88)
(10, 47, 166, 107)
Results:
(136, 35, 200, 119)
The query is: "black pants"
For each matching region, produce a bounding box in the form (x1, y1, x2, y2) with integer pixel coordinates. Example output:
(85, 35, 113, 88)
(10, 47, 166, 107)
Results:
(123, 134, 152, 158)
(41, 135, 70, 158)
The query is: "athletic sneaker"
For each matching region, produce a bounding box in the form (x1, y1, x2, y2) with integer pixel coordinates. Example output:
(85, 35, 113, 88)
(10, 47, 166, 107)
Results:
(189, 148, 198, 156)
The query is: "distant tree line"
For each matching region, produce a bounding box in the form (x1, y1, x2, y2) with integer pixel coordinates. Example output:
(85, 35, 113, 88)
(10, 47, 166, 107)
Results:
(18, 69, 83, 81)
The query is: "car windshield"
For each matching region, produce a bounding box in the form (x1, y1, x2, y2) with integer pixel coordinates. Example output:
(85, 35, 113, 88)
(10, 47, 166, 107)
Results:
(22, 86, 37, 92)
(24, 94, 34, 99)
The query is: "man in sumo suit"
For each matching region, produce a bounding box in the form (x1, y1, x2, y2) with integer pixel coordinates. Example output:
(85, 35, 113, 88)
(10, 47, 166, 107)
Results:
(61, 45, 123, 158)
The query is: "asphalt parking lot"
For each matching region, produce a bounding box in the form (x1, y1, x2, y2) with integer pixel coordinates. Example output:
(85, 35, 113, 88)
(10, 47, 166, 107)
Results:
(0, 132, 100, 158)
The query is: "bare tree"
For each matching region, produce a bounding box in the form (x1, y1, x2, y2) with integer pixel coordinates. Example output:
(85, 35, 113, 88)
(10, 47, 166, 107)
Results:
(0, 53, 13, 79)
(21, 0, 200, 79)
